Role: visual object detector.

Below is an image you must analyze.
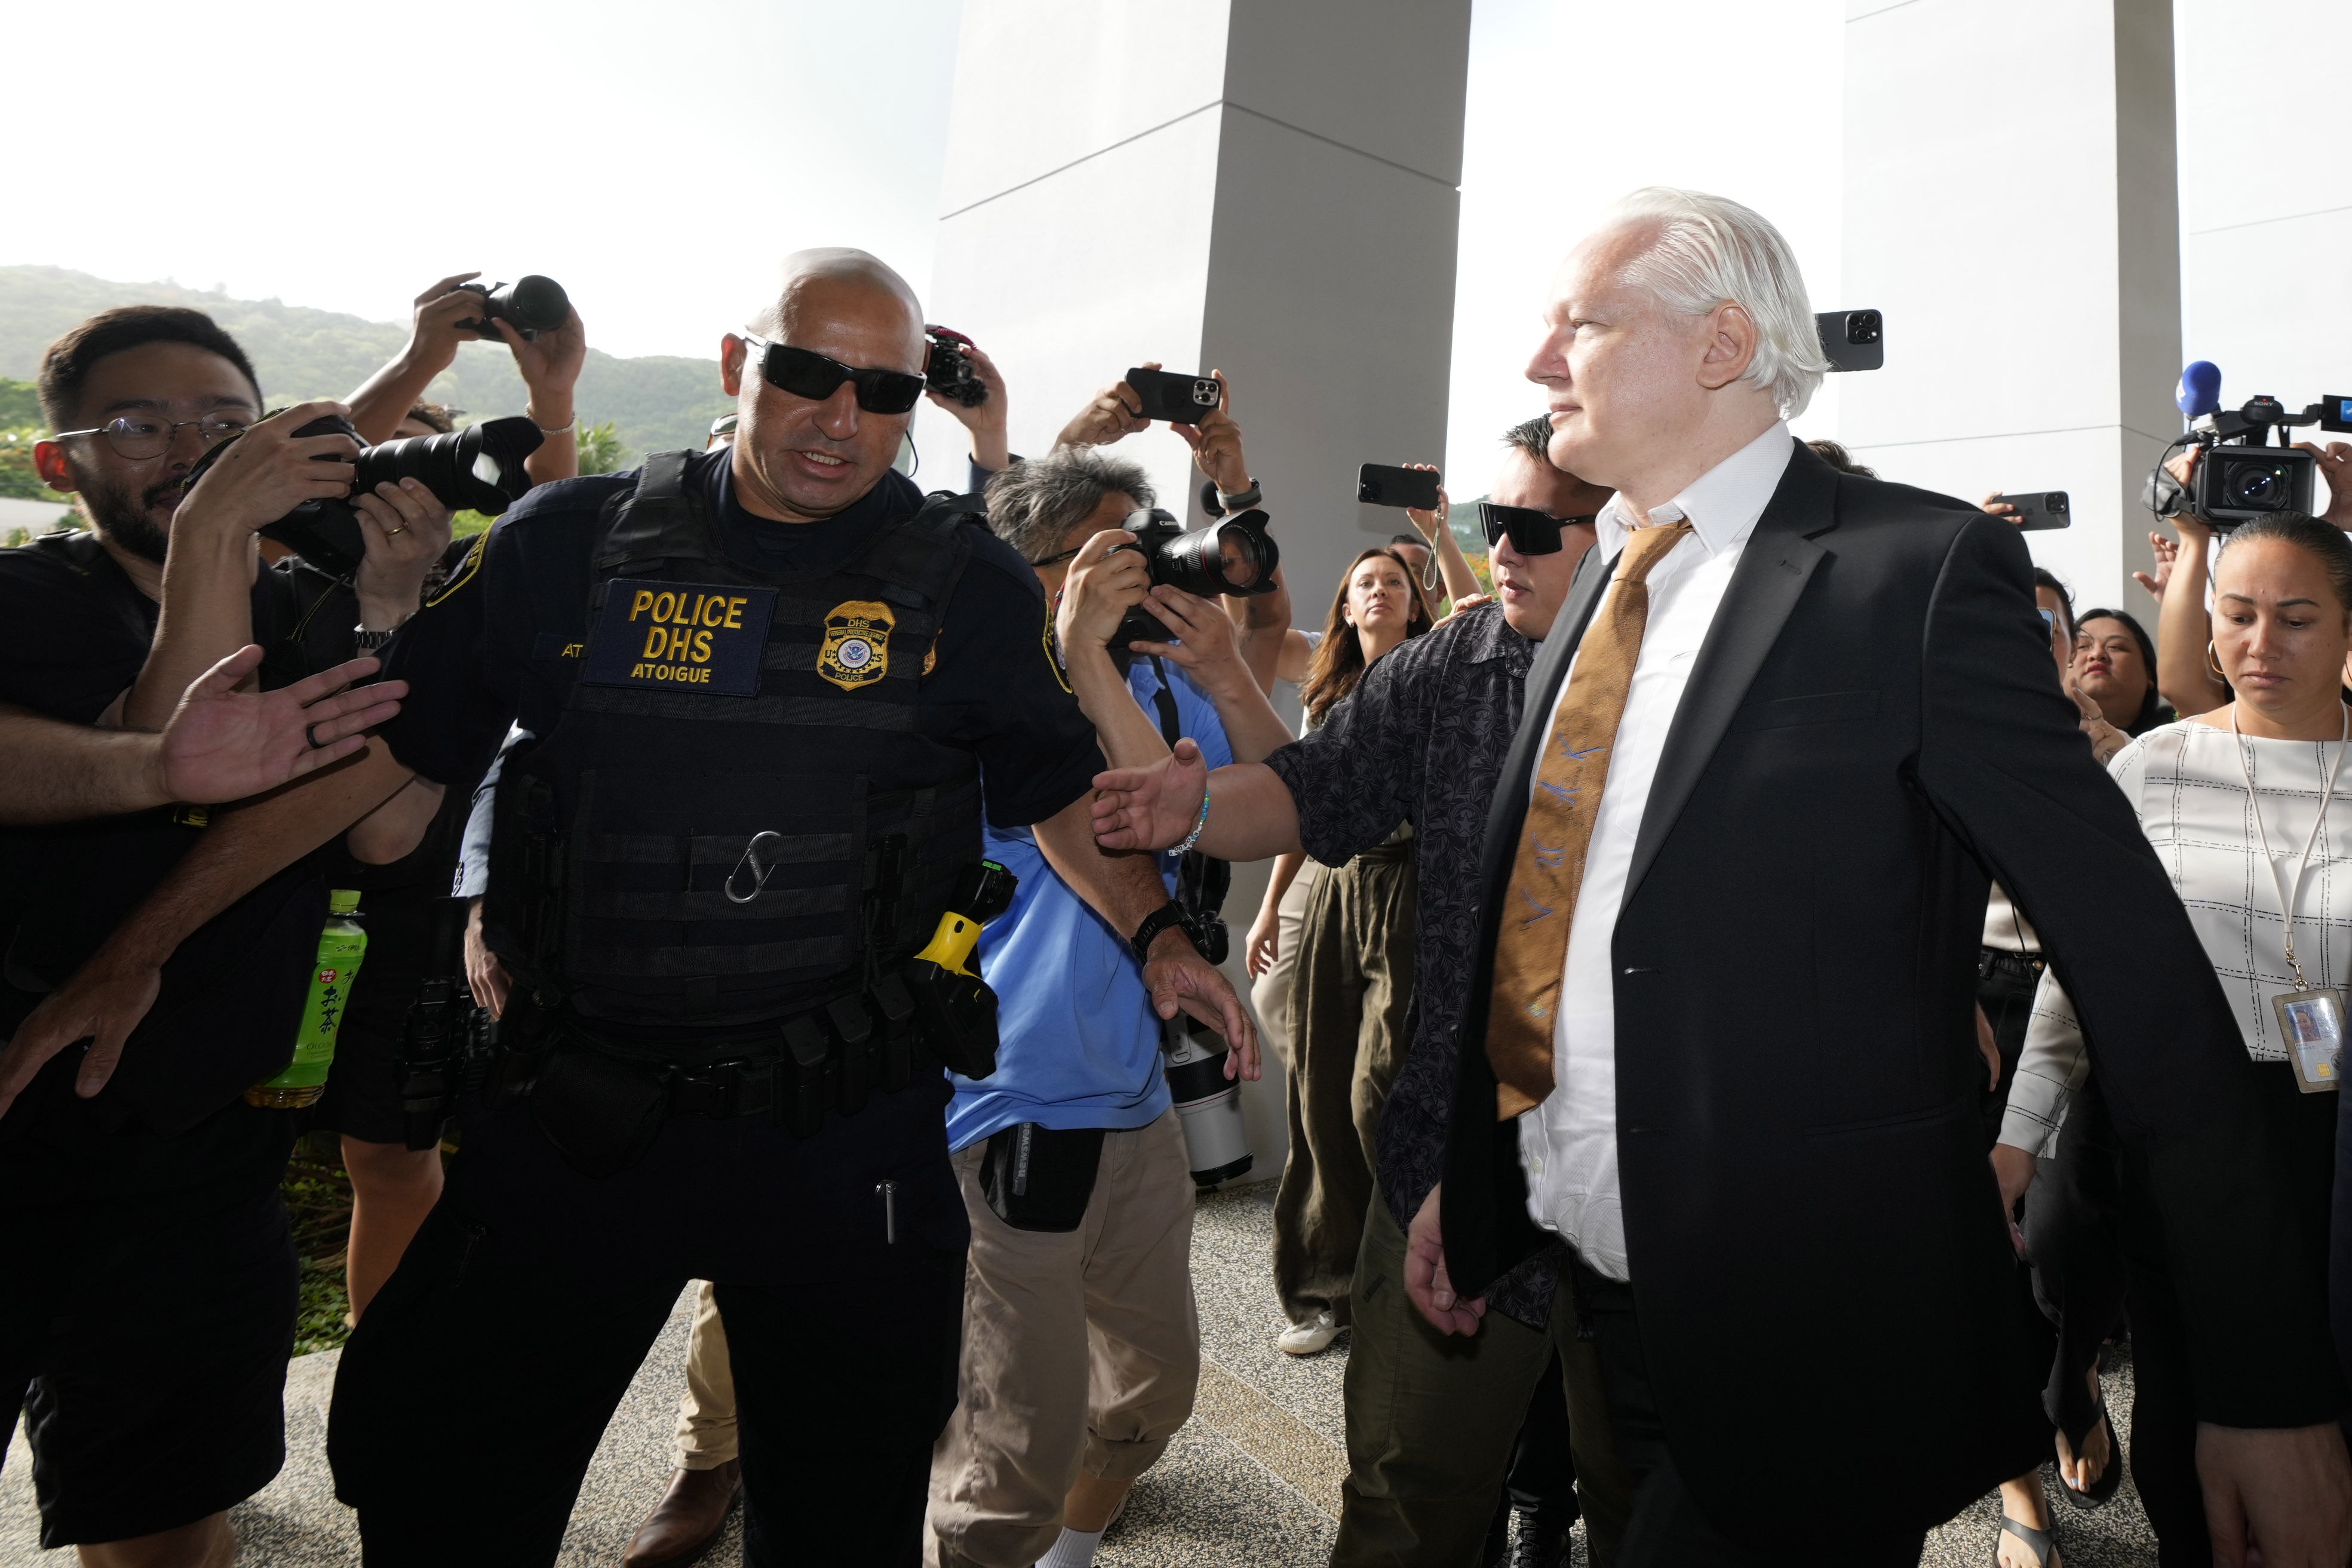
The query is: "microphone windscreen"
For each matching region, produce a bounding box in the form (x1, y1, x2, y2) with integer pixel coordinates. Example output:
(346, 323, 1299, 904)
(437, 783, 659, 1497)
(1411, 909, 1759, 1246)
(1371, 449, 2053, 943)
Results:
(2177, 361, 2222, 419)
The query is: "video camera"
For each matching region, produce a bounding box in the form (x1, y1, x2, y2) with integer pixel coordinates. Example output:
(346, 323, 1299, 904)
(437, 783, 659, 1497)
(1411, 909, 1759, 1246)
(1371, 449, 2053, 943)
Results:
(1106, 506, 1280, 657)
(2148, 361, 2352, 528)
(184, 412, 544, 580)
(456, 275, 570, 342)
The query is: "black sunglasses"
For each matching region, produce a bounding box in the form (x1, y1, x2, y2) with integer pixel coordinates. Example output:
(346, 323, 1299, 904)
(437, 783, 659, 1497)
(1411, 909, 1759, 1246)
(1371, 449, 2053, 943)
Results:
(1478, 502, 1597, 557)
(740, 333, 925, 415)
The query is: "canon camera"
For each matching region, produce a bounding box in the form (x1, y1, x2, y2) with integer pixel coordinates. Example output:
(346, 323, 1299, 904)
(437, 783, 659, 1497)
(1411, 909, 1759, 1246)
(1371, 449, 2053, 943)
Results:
(1106, 506, 1279, 656)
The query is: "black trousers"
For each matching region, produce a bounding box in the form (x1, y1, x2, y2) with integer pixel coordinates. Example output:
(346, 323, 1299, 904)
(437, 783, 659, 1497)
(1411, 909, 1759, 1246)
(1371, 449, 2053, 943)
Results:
(2127, 1062, 2342, 1567)
(327, 1077, 968, 1568)
(1484, 1345, 1580, 1558)
(1566, 1259, 1925, 1568)
(1980, 949, 2127, 1441)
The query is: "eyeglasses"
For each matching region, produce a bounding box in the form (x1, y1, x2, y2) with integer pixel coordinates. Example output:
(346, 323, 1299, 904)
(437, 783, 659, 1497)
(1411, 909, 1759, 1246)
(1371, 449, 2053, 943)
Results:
(52, 413, 250, 462)
(1028, 544, 1083, 570)
(1478, 501, 1597, 557)
(739, 334, 925, 415)
(2038, 609, 2057, 634)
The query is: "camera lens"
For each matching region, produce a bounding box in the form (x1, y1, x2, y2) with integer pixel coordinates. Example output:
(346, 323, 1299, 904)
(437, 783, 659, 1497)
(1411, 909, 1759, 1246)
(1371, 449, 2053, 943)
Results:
(490, 275, 570, 334)
(1211, 521, 1268, 591)
(2230, 463, 2285, 509)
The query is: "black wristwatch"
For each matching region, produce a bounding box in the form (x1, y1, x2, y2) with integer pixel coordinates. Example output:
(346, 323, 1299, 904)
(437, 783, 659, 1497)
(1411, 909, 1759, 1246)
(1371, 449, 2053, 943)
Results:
(1129, 901, 1202, 964)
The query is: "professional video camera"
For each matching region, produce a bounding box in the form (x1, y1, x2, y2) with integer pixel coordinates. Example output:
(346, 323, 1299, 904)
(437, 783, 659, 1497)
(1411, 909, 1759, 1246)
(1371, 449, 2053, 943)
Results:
(456, 275, 570, 342)
(925, 325, 988, 407)
(1106, 506, 1280, 656)
(183, 412, 544, 580)
(2147, 361, 2352, 528)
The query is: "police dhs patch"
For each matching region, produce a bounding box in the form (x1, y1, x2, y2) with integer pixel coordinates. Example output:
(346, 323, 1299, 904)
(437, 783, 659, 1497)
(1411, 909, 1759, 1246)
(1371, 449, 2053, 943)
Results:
(819, 599, 895, 691)
(582, 579, 778, 697)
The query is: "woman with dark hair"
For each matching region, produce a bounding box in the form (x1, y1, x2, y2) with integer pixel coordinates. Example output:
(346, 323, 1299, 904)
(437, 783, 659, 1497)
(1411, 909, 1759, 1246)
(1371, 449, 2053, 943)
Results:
(1269, 546, 1438, 1354)
(2070, 606, 2174, 737)
(1998, 511, 2352, 1565)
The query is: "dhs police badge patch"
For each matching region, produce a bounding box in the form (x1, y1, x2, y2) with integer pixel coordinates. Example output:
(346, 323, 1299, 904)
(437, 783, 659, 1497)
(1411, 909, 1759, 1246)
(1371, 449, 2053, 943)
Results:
(819, 600, 894, 691)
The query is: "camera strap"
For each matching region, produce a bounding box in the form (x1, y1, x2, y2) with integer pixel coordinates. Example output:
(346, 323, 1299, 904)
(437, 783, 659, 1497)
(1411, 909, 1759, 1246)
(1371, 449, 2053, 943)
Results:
(1143, 659, 1232, 961)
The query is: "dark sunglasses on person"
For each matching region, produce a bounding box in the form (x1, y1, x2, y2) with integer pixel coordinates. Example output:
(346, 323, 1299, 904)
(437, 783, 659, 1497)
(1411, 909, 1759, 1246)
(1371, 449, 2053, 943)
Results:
(739, 333, 926, 415)
(1478, 500, 1596, 557)
(52, 413, 250, 462)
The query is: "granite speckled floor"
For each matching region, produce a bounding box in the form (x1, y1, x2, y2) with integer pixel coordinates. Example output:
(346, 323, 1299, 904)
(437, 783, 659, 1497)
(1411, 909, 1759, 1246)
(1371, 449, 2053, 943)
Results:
(3, 1181, 2159, 1566)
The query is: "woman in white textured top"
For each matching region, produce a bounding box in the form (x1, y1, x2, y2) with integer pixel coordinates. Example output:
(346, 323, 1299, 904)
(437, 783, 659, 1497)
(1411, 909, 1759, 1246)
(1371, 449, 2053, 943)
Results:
(1996, 511, 2352, 1565)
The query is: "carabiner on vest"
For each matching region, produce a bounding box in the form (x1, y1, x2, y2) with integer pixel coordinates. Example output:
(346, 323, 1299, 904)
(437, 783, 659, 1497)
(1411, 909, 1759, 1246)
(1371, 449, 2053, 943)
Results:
(725, 831, 788, 905)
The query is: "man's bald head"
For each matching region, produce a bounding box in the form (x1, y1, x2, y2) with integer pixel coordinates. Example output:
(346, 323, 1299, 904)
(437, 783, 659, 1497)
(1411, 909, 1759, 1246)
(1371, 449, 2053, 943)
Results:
(749, 248, 926, 370)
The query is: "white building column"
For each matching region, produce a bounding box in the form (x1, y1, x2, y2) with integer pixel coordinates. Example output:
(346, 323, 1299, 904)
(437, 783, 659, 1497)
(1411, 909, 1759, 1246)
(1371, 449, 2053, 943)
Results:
(1841, 0, 2179, 613)
(916, 0, 1474, 619)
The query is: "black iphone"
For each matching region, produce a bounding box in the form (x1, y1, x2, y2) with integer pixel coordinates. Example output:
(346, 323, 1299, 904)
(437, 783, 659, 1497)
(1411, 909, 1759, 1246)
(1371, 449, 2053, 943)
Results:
(1125, 368, 1223, 424)
(1357, 464, 1441, 510)
(1992, 491, 2070, 530)
(1817, 309, 1884, 373)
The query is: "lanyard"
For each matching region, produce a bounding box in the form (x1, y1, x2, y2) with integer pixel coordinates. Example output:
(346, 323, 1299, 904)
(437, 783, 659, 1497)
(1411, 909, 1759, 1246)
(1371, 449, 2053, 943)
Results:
(2231, 702, 2352, 989)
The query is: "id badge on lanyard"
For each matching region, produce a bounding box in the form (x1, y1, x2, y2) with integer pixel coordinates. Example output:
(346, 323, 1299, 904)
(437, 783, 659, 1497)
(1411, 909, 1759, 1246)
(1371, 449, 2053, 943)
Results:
(2272, 988, 2346, 1093)
(2234, 705, 2352, 1094)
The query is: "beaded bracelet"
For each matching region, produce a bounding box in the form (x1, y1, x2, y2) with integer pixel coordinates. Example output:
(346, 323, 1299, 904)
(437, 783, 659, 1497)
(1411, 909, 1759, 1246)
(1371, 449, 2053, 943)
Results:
(1172, 786, 1211, 854)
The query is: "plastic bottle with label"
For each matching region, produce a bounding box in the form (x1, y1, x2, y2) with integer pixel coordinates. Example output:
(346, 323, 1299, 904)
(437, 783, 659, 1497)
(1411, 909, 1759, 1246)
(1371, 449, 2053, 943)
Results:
(246, 888, 367, 1109)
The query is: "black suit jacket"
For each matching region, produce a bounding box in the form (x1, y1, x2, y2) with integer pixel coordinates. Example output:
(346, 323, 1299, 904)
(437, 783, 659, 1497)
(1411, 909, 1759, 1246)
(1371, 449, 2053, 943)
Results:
(1442, 438, 2344, 1543)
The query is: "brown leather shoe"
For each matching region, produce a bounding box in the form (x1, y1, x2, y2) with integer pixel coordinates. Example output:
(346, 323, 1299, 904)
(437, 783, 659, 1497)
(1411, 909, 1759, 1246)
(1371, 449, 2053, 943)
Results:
(622, 1461, 741, 1567)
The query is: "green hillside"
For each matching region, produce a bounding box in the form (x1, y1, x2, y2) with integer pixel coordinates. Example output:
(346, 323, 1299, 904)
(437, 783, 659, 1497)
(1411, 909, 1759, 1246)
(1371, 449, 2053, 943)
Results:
(0, 266, 730, 466)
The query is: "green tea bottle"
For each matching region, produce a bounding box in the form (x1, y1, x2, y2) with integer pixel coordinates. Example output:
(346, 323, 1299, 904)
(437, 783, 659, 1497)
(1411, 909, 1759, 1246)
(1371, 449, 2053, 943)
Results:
(246, 889, 367, 1109)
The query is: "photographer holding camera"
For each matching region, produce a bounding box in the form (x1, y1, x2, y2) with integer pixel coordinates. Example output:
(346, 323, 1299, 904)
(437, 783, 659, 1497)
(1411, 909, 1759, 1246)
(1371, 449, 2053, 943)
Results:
(0, 305, 441, 1566)
(346, 270, 586, 484)
(921, 441, 1279, 1568)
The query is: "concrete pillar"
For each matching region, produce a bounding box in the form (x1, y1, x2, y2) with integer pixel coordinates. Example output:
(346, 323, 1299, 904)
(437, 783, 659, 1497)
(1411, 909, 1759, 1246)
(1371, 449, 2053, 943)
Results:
(1840, 0, 2180, 614)
(919, 1, 1473, 1180)
(916, 0, 1474, 624)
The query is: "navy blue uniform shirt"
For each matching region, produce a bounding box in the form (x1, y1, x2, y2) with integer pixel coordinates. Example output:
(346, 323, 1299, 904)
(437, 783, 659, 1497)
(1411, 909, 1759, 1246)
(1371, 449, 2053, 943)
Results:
(377, 450, 1104, 830)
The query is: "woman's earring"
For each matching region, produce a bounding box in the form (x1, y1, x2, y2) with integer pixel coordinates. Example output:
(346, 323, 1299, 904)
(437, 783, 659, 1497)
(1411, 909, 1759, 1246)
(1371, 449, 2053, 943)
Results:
(2207, 640, 2226, 680)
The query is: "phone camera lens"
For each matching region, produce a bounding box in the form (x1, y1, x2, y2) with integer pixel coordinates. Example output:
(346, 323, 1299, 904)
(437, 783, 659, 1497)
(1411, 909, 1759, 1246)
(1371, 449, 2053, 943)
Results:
(1849, 311, 1881, 345)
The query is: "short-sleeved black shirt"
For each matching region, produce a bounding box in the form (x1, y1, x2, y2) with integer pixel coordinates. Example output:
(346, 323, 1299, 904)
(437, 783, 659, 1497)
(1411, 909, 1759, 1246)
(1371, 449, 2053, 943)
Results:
(0, 532, 296, 1212)
(376, 450, 1104, 829)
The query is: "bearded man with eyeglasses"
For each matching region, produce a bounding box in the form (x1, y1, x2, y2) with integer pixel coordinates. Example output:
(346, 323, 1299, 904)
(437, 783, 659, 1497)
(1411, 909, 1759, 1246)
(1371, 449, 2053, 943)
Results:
(0, 251, 1254, 1568)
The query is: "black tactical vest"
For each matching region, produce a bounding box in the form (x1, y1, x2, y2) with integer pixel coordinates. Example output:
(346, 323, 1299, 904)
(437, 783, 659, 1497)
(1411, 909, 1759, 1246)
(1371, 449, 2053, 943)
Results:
(486, 453, 985, 1034)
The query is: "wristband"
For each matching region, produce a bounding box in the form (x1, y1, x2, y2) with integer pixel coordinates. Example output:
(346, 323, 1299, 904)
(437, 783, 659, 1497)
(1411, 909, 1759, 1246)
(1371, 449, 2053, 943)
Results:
(1216, 478, 1263, 511)
(533, 414, 576, 435)
(1129, 900, 1202, 965)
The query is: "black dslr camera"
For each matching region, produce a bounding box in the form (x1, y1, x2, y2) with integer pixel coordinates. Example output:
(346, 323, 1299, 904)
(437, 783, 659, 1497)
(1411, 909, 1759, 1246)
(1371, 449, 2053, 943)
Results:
(185, 413, 544, 580)
(2152, 395, 2351, 528)
(1106, 507, 1279, 656)
(456, 275, 570, 342)
(925, 325, 988, 407)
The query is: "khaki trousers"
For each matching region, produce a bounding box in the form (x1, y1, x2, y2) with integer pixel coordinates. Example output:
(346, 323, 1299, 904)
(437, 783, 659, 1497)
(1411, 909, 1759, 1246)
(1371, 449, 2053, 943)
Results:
(926, 1111, 1199, 1568)
(671, 1280, 738, 1469)
(1333, 1191, 1633, 1568)
(1248, 861, 1321, 1074)
(1273, 838, 1416, 1327)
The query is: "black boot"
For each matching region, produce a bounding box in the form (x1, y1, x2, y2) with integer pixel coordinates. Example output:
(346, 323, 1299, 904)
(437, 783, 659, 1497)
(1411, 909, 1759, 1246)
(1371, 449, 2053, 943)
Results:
(1506, 1503, 1574, 1568)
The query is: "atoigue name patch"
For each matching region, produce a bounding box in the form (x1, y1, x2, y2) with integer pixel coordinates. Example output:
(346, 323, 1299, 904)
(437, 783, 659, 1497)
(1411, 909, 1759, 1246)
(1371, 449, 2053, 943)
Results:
(581, 579, 777, 696)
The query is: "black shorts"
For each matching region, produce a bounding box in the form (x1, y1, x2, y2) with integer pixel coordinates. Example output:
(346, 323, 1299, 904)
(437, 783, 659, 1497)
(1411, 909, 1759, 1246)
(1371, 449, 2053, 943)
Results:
(1, 1188, 297, 1547)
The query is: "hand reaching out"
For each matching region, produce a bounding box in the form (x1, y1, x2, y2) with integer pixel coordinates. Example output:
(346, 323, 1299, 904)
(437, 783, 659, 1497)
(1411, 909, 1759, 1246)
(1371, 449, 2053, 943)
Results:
(1091, 738, 1210, 851)
(2293, 439, 2352, 530)
(159, 645, 406, 804)
(2133, 533, 2178, 603)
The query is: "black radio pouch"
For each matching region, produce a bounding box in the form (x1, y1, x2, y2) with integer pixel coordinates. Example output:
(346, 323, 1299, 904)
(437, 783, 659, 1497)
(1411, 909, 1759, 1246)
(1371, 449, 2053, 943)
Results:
(978, 1123, 1107, 1232)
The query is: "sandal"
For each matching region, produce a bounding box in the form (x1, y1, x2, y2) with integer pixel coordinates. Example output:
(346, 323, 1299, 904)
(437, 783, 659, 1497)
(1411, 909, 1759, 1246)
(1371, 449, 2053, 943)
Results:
(1997, 1512, 2059, 1568)
(2057, 1382, 2125, 1510)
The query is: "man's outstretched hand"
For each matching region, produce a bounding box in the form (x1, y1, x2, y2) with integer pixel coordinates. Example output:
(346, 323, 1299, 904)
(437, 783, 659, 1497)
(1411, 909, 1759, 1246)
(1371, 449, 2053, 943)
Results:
(1091, 738, 1209, 851)
(160, 646, 405, 805)
(1404, 1183, 1486, 1335)
(0, 936, 165, 1118)
(2198, 1420, 2352, 1567)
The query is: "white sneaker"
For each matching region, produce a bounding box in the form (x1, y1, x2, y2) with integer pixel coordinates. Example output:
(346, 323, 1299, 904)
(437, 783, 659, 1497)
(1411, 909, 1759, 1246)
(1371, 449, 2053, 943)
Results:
(1278, 1310, 1341, 1355)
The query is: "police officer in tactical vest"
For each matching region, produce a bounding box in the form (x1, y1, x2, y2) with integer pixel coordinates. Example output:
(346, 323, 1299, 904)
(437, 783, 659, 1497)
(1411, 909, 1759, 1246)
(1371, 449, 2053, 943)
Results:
(2, 250, 1256, 1568)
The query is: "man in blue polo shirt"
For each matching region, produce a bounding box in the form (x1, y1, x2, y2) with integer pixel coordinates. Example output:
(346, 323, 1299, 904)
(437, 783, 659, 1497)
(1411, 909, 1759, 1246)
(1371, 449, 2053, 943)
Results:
(927, 442, 1293, 1568)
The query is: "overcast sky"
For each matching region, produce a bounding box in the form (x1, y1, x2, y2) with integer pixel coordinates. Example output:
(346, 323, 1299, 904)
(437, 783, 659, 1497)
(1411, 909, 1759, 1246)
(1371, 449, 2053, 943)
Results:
(7, 0, 1844, 498)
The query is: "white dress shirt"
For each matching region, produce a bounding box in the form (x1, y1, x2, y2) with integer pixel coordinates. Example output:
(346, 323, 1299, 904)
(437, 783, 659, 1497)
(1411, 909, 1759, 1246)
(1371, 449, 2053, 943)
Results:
(1516, 420, 1794, 1281)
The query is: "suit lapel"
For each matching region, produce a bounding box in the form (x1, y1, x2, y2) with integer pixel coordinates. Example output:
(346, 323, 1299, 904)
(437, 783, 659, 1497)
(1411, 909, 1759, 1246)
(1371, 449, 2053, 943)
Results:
(1621, 441, 1840, 905)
